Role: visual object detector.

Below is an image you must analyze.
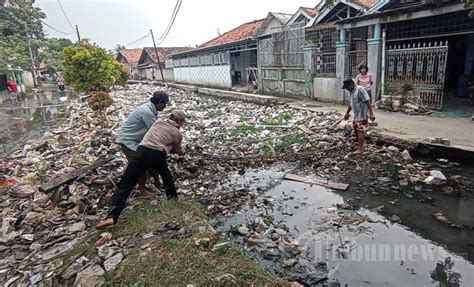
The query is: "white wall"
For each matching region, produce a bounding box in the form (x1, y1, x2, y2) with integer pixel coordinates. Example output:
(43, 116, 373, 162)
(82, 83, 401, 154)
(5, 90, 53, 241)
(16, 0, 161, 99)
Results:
(313, 77, 341, 102)
(139, 67, 174, 81)
(174, 65, 232, 89)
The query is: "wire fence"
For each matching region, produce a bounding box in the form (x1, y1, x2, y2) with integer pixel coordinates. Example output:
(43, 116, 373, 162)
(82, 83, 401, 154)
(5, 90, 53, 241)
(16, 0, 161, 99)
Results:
(306, 25, 338, 77)
(258, 22, 305, 68)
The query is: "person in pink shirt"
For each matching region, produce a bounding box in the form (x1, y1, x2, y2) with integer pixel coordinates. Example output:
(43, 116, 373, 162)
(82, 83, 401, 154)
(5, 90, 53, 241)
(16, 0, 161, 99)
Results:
(356, 64, 373, 103)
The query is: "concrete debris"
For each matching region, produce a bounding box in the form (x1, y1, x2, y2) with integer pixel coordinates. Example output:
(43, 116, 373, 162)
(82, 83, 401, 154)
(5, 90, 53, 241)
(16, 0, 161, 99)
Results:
(103, 252, 123, 272)
(74, 264, 105, 287)
(424, 170, 447, 185)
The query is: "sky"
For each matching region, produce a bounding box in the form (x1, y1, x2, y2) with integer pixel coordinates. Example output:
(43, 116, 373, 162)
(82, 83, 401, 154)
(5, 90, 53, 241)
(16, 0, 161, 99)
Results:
(35, 0, 319, 50)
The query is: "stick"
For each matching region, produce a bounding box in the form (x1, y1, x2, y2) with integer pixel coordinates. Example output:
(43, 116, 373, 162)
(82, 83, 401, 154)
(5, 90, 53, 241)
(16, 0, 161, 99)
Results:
(39, 156, 115, 193)
(283, 173, 349, 191)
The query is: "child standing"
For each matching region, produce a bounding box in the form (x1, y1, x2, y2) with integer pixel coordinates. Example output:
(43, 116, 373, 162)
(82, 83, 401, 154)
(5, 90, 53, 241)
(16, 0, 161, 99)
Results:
(356, 64, 373, 103)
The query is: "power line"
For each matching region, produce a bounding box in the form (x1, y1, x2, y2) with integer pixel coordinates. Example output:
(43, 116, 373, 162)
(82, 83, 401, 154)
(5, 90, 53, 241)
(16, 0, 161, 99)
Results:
(57, 0, 75, 31)
(155, 0, 182, 45)
(155, 0, 180, 41)
(123, 32, 150, 47)
(40, 19, 75, 35)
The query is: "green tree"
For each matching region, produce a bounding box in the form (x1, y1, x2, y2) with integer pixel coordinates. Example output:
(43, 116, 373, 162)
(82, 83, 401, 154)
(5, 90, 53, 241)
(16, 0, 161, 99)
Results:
(63, 40, 128, 92)
(0, 0, 45, 72)
(37, 37, 72, 73)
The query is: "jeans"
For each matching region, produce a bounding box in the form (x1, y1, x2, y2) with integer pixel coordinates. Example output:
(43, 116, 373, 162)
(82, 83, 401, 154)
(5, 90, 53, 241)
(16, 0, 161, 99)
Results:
(108, 146, 177, 221)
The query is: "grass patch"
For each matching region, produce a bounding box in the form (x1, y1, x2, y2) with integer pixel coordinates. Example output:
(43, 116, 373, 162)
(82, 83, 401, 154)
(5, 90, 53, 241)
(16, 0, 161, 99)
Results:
(207, 110, 224, 118)
(260, 132, 305, 156)
(262, 111, 293, 125)
(231, 124, 261, 135)
(108, 199, 207, 237)
(109, 239, 281, 286)
(104, 199, 284, 285)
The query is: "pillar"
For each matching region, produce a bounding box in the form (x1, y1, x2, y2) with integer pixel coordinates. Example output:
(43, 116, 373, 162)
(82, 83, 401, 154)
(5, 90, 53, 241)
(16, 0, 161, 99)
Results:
(335, 28, 349, 103)
(367, 23, 382, 102)
(302, 44, 318, 98)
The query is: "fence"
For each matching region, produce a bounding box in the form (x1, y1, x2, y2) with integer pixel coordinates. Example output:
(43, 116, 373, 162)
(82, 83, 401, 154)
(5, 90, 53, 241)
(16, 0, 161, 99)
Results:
(346, 50, 367, 78)
(384, 41, 449, 109)
(258, 22, 305, 68)
(306, 25, 338, 77)
(313, 52, 336, 76)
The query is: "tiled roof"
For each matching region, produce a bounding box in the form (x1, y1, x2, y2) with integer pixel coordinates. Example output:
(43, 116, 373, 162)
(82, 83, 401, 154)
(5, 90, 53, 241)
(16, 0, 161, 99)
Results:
(142, 47, 194, 63)
(117, 48, 143, 67)
(199, 19, 265, 48)
(352, 0, 380, 9)
(302, 7, 319, 17)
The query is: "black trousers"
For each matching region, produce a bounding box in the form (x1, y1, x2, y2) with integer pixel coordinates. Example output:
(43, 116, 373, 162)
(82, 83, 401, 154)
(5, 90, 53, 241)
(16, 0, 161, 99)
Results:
(108, 146, 177, 221)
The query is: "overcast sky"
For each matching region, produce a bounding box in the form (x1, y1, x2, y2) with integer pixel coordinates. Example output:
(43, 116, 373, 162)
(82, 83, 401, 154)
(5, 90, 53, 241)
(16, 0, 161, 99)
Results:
(35, 0, 319, 50)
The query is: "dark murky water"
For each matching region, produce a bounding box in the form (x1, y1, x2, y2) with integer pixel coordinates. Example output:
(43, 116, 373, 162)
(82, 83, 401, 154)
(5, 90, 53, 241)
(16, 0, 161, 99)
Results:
(0, 83, 76, 154)
(217, 167, 474, 286)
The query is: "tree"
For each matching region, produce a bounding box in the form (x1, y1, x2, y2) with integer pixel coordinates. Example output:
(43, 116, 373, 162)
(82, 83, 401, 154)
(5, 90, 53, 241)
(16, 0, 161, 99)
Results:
(37, 37, 72, 73)
(63, 40, 128, 93)
(0, 0, 45, 72)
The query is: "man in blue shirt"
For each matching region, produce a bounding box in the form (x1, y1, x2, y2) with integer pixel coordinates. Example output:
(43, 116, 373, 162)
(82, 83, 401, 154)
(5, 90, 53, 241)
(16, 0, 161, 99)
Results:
(116, 91, 169, 196)
(342, 78, 375, 154)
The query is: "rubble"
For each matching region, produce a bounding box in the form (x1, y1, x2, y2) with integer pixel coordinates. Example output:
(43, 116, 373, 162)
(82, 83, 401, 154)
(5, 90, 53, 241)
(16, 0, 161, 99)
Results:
(424, 170, 447, 185)
(0, 83, 471, 284)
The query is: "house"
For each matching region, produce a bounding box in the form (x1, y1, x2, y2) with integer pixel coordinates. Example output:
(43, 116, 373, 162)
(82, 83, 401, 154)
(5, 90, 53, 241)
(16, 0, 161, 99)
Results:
(137, 47, 194, 82)
(257, 6, 320, 98)
(305, 0, 377, 103)
(115, 48, 143, 79)
(335, 0, 474, 109)
(171, 19, 265, 89)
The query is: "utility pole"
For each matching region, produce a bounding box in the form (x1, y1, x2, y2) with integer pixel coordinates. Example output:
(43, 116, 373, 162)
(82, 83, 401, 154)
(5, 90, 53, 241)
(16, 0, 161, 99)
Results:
(23, 22, 37, 87)
(75, 25, 81, 43)
(150, 29, 166, 83)
(27, 37, 37, 87)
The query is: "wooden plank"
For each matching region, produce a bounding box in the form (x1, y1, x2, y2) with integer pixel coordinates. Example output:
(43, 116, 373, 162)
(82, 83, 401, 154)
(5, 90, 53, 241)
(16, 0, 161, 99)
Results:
(297, 124, 315, 135)
(39, 156, 115, 193)
(283, 173, 349, 191)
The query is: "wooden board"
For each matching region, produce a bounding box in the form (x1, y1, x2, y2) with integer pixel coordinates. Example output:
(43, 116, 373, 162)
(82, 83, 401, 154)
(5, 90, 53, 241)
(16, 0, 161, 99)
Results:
(297, 124, 315, 135)
(39, 156, 115, 193)
(283, 173, 349, 191)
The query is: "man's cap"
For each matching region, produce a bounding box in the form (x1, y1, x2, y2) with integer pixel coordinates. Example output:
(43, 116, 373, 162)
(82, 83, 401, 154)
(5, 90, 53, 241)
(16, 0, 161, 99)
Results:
(150, 91, 170, 104)
(341, 78, 355, 89)
(170, 110, 186, 122)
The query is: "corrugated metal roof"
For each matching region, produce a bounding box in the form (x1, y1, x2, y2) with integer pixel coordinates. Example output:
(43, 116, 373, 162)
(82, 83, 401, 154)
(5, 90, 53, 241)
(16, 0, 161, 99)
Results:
(271, 12, 292, 25)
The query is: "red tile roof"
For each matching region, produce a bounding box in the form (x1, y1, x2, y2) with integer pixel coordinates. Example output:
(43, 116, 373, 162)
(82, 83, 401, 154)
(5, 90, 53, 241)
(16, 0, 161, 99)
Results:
(199, 19, 265, 48)
(142, 47, 194, 64)
(353, 0, 380, 9)
(117, 48, 142, 67)
(302, 7, 319, 17)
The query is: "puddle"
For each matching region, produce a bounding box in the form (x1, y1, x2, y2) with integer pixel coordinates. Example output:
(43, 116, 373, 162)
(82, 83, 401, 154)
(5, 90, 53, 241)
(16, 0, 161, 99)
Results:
(0, 84, 76, 154)
(216, 167, 474, 286)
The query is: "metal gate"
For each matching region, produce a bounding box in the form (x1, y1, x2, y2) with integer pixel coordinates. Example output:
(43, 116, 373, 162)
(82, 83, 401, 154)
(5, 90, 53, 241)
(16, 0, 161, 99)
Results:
(384, 41, 448, 109)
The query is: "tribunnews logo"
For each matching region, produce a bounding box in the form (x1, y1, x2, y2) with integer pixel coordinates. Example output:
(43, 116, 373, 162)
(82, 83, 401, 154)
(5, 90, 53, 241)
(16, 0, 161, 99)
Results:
(296, 231, 468, 263)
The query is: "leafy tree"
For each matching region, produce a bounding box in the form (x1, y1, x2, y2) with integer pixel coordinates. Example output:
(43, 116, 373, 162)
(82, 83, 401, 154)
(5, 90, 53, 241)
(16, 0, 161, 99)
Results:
(63, 40, 128, 92)
(37, 37, 72, 73)
(0, 0, 45, 72)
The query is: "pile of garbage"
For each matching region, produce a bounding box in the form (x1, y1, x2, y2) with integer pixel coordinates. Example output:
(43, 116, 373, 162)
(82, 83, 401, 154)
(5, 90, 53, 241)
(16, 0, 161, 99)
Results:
(0, 84, 471, 285)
